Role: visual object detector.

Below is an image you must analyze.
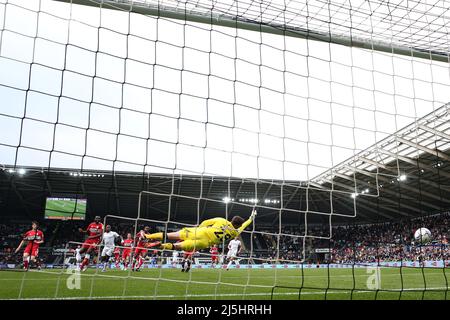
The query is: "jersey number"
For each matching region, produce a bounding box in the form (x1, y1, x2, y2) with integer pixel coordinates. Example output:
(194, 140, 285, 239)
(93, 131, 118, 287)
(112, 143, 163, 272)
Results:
(214, 231, 232, 241)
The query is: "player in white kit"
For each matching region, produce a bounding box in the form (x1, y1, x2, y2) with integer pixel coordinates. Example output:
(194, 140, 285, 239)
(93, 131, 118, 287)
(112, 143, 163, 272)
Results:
(100, 225, 121, 272)
(226, 237, 242, 270)
(74, 245, 82, 269)
(172, 250, 179, 267)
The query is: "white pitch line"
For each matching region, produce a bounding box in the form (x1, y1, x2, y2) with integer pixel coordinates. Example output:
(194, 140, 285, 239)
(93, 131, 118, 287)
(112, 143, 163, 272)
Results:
(3, 287, 449, 300)
(20, 270, 275, 289)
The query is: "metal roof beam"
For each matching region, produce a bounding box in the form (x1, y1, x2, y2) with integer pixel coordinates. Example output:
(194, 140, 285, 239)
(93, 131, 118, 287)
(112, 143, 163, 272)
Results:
(362, 167, 450, 203)
(325, 169, 449, 207)
(419, 124, 450, 141)
(312, 179, 404, 219)
(360, 157, 389, 170)
(344, 166, 378, 177)
(332, 172, 376, 190)
(331, 178, 438, 214)
(395, 136, 450, 162)
(376, 148, 450, 180)
(332, 196, 393, 220)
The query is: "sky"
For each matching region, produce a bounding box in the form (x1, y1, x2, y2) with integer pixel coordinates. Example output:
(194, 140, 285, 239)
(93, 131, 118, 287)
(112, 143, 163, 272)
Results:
(0, 0, 449, 182)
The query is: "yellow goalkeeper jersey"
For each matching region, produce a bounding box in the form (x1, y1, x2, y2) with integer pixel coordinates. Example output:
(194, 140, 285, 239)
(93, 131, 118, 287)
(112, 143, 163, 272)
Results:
(194, 217, 253, 245)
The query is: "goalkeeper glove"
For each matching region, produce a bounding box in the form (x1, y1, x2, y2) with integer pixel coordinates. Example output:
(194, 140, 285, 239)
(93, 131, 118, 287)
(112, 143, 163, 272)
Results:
(250, 209, 257, 220)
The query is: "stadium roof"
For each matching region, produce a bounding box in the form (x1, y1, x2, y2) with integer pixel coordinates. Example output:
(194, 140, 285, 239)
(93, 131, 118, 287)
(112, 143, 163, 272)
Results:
(1, 103, 449, 226)
(310, 102, 450, 220)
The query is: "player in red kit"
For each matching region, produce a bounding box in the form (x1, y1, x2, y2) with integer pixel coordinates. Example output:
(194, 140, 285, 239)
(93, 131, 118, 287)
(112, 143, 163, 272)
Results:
(77, 216, 103, 271)
(210, 244, 219, 268)
(121, 234, 133, 270)
(132, 226, 160, 271)
(113, 246, 121, 269)
(121, 233, 134, 270)
(15, 221, 44, 271)
(132, 226, 150, 272)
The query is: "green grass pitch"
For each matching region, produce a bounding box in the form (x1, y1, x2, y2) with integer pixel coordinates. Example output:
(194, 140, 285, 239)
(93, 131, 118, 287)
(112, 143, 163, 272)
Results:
(45, 199, 86, 220)
(0, 267, 448, 300)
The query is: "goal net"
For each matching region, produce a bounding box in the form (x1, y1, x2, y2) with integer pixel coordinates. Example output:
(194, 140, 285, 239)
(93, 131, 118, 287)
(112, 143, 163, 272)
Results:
(0, 0, 449, 300)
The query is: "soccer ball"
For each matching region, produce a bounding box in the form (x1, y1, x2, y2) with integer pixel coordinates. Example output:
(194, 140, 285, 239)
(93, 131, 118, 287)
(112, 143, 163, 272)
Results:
(414, 228, 431, 244)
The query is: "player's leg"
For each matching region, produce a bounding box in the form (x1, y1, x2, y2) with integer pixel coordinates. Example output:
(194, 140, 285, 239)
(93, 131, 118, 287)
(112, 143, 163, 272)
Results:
(23, 252, 30, 270)
(145, 231, 181, 241)
(76, 245, 88, 268)
(30, 250, 40, 270)
(185, 258, 192, 272)
(133, 250, 145, 271)
(131, 249, 140, 271)
(75, 249, 83, 267)
(114, 252, 121, 269)
(226, 252, 236, 270)
(100, 247, 110, 271)
(80, 244, 94, 271)
(105, 250, 113, 271)
(122, 251, 130, 270)
(30, 244, 41, 270)
(78, 243, 88, 269)
(136, 251, 147, 271)
(163, 235, 209, 252)
(125, 255, 130, 270)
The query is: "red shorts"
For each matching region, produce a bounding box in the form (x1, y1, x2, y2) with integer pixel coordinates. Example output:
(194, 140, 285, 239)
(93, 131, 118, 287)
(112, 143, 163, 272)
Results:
(211, 255, 218, 262)
(134, 247, 147, 256)
(24, 243, 39, 257)
(122, 249, 131, 260)
(82, 238, 100, 251)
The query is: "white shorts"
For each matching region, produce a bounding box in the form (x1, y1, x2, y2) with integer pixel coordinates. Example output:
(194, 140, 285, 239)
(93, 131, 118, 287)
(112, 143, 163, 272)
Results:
(227, 250, 238, 259)
(102, 246, 114, 257)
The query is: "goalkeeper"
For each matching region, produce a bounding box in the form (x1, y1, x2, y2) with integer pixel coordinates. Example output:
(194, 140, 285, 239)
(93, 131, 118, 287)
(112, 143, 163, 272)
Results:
(144, 210, 257, 251)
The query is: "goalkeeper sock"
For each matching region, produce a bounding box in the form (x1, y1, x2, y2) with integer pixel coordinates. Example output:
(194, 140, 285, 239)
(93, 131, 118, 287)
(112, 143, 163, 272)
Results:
(160, 243, 173, 250)
(147, 232, 164, 241)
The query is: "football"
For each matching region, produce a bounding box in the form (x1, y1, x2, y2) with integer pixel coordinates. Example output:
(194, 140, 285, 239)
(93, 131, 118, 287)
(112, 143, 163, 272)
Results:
(414, 228, 431, 244)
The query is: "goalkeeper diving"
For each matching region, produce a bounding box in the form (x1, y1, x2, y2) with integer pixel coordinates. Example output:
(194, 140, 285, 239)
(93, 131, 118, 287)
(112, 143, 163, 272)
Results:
(144, 210, 257, 251)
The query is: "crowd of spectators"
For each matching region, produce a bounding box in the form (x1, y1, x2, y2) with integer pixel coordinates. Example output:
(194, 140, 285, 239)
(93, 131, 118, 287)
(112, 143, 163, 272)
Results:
(258, 212, 449, 263)
(329, 212, 449, 263)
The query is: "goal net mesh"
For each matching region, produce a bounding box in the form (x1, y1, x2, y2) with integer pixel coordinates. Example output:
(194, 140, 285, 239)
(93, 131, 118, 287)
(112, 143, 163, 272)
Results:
(0, 0, 449, 300)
